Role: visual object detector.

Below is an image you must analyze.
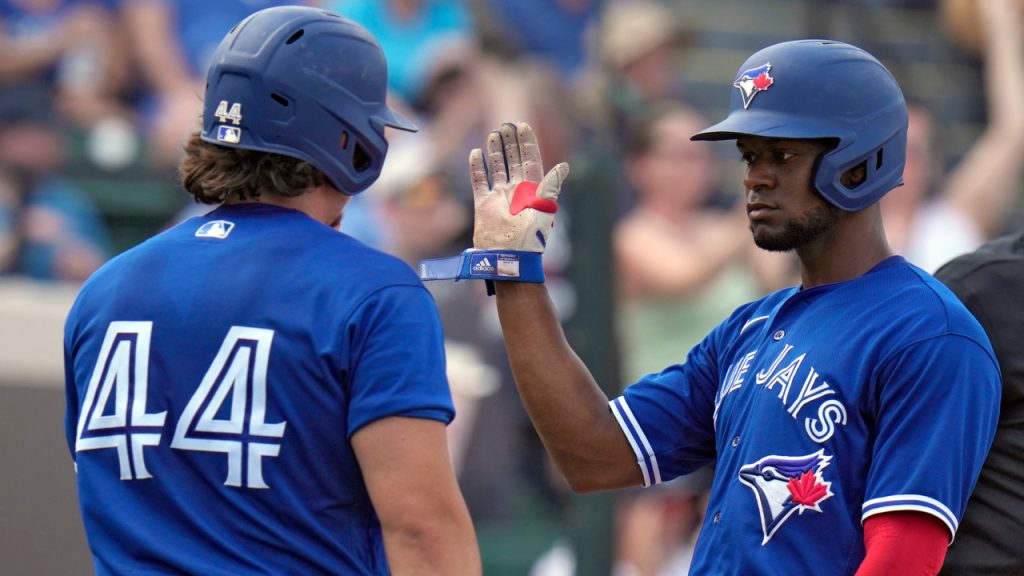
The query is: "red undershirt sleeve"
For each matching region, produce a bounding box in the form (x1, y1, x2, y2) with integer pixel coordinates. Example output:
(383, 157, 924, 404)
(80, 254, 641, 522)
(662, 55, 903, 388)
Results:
(855, 511, 949, 576)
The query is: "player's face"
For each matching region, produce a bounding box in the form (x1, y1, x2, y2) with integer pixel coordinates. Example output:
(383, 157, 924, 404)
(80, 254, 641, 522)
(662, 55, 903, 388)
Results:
(736, 136, 840, 252)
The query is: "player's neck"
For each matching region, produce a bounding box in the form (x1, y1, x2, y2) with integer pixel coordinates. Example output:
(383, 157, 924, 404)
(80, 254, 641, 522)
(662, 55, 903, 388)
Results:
(797, 205, 892, 289)
(225, 184, 349, 229)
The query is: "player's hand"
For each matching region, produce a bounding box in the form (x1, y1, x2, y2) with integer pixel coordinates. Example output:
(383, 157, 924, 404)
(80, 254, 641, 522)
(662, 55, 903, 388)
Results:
(470, 122, 569, 252)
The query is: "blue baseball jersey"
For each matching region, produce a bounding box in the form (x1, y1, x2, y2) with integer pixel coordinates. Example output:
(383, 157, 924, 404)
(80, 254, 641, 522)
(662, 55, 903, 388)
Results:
(64, 204, 455, 575)
(610, 256, 1001, 575)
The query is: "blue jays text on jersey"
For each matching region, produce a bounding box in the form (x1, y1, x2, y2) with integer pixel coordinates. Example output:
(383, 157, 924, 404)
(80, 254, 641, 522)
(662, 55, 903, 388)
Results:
(64, 204, 455, 575)
(609, 256, 1000, 575)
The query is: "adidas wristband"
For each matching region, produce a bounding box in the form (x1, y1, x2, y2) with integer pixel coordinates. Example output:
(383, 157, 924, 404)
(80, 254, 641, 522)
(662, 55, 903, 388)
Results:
(419, 249, 545, 286)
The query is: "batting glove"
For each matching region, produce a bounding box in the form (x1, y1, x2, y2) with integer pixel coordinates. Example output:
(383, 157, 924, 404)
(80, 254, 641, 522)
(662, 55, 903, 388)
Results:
(470, 122, 570, 252)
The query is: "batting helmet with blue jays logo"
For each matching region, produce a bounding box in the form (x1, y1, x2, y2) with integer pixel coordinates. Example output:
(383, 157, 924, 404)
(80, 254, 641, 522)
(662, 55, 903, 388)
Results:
(693, 39, 908, 212)
(200, 6, 417, 195)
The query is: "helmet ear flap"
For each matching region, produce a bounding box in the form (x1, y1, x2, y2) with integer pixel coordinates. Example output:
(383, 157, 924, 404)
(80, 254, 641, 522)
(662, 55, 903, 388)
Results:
(808, 139, 838, 201)
(352, 142, 372, 173)
(815, 125, 906, 211)
(337, 130, 370, 173)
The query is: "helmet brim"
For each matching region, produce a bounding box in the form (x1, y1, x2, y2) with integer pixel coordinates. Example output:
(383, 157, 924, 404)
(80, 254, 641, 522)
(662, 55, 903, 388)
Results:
(377, 107, 419, 133)
(691, 110, 848, 143)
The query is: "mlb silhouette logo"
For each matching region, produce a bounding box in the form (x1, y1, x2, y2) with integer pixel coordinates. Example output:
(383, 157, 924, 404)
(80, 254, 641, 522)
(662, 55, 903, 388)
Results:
(195, 220, 235, 239)
(217, 125, 241, 144)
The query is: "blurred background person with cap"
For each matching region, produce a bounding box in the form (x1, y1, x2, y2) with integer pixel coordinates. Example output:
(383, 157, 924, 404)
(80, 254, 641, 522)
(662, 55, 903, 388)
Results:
(0, 0, 122, 281)
(882, 0, 1024, 272)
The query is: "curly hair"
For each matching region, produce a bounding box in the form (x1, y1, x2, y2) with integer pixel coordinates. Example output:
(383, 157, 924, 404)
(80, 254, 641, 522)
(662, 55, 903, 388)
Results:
(179, 133, 327, 204)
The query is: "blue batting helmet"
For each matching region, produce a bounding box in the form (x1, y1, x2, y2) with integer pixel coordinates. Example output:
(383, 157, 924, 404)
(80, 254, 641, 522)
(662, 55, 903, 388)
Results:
(200, 6, 417, 195)
(692, 39, 908, 212)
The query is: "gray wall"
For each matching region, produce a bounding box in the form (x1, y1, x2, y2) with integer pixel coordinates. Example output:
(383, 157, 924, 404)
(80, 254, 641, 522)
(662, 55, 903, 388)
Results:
(0, 281, 92, 575)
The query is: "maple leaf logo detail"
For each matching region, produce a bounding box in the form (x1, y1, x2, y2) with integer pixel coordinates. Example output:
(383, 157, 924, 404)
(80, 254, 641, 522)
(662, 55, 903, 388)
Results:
(787, 471, 829, 507)
(752, 72, 773, 91)
(738, 450, 835, 544)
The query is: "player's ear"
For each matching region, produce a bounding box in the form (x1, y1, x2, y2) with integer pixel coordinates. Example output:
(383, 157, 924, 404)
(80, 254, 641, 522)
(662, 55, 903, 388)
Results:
(840, 161, 867, 189)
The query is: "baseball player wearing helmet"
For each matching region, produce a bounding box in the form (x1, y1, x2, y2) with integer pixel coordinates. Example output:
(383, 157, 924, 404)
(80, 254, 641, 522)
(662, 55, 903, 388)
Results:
(63, 7, 480, 575)
(461, 40, 1001, 574)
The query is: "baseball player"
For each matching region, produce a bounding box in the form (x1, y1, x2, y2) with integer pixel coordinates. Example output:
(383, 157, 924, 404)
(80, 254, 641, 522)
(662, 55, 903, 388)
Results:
(63, 7, 480, 575)
(428, 40, 1002, 574)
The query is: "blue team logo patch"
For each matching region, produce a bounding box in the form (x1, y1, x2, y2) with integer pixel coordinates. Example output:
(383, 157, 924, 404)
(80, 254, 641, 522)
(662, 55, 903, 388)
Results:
(217, 125, 241, 144)
(734, 63, 774, 109)
(738, 449, 834, 544)
(195, 220, 235, 239)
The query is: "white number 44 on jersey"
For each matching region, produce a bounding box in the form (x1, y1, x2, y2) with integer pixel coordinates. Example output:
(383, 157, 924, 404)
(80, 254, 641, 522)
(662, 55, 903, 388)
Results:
(74, 322, 286, 489)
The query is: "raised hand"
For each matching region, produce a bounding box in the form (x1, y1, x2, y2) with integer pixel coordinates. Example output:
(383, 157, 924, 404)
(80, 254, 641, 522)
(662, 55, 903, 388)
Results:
(469, 122, 569, 252)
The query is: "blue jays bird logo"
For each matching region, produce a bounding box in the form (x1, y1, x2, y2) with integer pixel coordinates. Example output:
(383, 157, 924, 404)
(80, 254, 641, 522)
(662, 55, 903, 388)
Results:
(734, 63, 774, 109)
(738, 450, 834, 544)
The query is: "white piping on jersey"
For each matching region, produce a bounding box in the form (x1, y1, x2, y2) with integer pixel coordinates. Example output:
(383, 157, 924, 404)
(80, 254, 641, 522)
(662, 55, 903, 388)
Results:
(618, 400, 662, 485)
(609, 398, 662, 486)
(862, 494, 958, 539)
(741, 315, 770, 334)
(610, 400, 649, 486)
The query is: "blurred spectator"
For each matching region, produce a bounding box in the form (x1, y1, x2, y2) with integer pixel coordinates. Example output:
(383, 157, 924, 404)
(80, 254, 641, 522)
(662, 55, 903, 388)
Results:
(376, 142, 470, 263)
(0, 0, 119, 281)
(0, 168, 111, 281)
(323, 5, 581, 336)
(122, 0, 304, 165)
(330, 0, 476, 170)
(18, 172, 110, 279)
(330, 0, 474, 104)
(611, 105, 758, 576)
(615, 105, 758, 380)
(474, 0, 598, 78)
(330, 0, 572, 187)
(941, 0, 1024, 56)
(0, 0, 127, 129)
(591, 0, 686, 134)
(884, 0, 1024, 272)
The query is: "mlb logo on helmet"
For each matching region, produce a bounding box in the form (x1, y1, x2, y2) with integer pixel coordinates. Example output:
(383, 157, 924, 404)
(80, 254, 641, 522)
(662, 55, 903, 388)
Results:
(217, 125, 241, 144)
(734, 63, 774, 109)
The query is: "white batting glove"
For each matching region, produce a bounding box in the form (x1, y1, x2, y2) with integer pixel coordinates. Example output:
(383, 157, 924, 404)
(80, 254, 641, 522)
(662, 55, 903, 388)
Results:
(470, 122, 570, 252)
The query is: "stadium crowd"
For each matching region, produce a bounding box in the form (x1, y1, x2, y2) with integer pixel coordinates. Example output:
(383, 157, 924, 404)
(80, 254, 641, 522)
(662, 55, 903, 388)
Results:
(3, 0, 1021, 574)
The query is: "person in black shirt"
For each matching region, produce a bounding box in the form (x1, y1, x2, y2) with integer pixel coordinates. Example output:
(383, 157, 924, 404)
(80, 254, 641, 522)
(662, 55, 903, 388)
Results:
(935, 230, 1024, 576)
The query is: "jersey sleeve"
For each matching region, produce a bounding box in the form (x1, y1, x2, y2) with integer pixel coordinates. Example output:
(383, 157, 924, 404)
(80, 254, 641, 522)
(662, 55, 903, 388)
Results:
(609, 331, 720, 487)
(863, 334, 1001, 540)
(344, 285, 455, 438)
